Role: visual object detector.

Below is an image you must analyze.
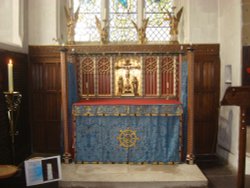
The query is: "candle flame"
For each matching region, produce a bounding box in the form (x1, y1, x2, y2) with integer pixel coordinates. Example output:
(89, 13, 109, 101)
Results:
(9, 59, 13, 64)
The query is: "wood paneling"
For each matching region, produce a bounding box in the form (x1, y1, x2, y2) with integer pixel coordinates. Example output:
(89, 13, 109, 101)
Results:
(28, 44, 220, 156)
(193, 45, 220, 155)
(0, 49, 30, 164)
(29, 49, 61, 153)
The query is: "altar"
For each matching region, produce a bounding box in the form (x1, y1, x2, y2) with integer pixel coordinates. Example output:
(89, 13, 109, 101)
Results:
(72, 99, 183, 163)
(59, 45, 195, 164)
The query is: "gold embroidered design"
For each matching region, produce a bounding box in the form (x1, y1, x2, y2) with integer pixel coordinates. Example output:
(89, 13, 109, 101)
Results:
(117, 128, 139, 149)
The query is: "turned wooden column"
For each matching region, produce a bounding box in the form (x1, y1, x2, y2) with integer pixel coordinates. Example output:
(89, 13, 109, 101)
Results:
(60, 47, 71, 163)
(186, 46, 195, 164)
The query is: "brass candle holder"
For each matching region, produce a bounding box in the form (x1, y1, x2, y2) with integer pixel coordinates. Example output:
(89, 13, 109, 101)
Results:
(4, 91, 22, 164)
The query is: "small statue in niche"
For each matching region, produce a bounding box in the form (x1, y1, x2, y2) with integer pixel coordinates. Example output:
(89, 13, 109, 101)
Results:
(95, 16, 108, 45)
(132, 76, 139, 96)
(117, 76, 124, 95)
(164, 7, 183, 43)
(64, 5, 80, 45)
(131, 18, 149, 44)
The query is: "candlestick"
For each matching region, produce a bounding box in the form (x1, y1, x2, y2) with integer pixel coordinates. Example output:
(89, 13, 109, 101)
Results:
(8, 59, 14, 93)
(4, 91, 22, 164)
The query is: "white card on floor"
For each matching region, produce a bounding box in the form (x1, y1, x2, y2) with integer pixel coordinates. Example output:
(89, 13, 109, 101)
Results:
(24, 155, 62, 186)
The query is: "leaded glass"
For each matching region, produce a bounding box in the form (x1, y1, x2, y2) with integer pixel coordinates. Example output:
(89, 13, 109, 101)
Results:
(145, 0, 172, 42)
(74, 0, 101, 42)
(73, 0, 174, 43)
(109, 0, 137, 42)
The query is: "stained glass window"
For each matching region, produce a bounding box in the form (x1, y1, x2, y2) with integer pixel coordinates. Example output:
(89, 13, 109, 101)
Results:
(145, 0, 172, 42)
(73, 0, 173, 43)
(109, 0, 137, 42)
(74, 0, 101, 42)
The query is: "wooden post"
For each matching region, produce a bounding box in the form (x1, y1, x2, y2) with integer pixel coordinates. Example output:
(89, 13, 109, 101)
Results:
(238, 107, 247, 188)
(221, 86, 250, 188)
(60, 47, 71, 163)
(186, 46, 195, 164)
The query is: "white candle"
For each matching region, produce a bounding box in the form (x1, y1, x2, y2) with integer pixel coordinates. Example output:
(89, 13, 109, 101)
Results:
(8, 59, 14, 93)
(102, 8, 107, 20)
(68, 0, 72, 9)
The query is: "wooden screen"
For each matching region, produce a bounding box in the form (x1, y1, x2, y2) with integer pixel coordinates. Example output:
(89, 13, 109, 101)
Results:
(97, 57, 111, 95)
(74, 53, 182, 99)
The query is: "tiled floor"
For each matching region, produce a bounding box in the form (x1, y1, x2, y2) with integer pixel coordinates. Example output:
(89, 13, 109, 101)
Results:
(197, 157, 250, 188)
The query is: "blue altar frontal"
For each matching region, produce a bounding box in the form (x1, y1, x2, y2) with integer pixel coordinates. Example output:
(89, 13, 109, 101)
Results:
(72, 99, 183, 164)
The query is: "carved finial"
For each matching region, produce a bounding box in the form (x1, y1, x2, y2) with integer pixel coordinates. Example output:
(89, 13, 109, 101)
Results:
(64, 5, 80, 45)
(131, 18, 149, 44)
(164, 7, 183, 43)
(95, 16, 108, 45)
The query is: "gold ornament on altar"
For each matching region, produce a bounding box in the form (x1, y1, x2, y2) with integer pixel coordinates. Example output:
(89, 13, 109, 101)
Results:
(64, 5, 80, 45)
(131, 18, 149, 44)
(115, 59, 141, 96)
(164, 7, 183, 44)
(117, 128, 140, 149)
(95, 16, 108, 45)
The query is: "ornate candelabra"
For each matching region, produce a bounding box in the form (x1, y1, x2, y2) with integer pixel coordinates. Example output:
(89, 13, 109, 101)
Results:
(4, 91, 22, 164)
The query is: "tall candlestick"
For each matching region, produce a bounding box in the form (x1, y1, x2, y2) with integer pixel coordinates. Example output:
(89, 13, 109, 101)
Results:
(8, 59, 14, 93)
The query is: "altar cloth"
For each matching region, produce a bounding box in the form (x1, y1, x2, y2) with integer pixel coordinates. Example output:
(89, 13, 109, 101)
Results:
(73, 99, 182, 163)
(73, 99, 182, 117)
(74, 98, 181, 106)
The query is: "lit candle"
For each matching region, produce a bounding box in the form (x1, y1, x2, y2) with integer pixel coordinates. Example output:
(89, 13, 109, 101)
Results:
(8, 59, 14, 93)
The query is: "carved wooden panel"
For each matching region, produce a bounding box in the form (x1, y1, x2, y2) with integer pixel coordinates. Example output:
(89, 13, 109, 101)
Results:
(29, 50, 61, 153)
(76, 53, 179, 98)
(194, 51, 220, 155)
(144, 57, 158, 96)
(160, 56, 180, 98)
(97, 57, 111, 95)
(80, 57, 95, 96)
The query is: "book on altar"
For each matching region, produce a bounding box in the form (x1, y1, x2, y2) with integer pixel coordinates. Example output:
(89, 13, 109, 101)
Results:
(24, 155, 62, 186)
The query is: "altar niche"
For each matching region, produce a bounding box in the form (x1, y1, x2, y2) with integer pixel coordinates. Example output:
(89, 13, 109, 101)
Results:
(115, 57, 141, 96)
(76, 53, 181, 99)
